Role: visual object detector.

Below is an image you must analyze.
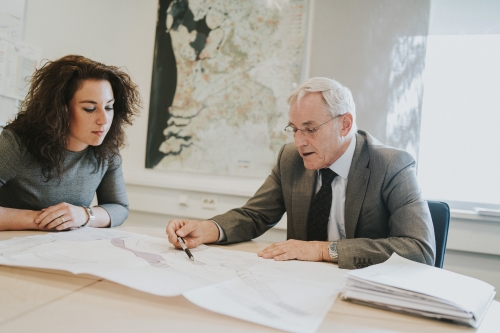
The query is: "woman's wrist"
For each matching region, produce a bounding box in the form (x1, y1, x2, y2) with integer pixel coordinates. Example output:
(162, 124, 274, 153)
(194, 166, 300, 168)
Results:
(0, 208, 42, 230)
(81, 206, 95, 227)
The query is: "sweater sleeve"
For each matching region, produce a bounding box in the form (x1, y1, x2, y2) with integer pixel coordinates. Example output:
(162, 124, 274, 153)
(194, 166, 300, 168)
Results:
(95, 155, 129, 227)
(0, 129, 21, 187)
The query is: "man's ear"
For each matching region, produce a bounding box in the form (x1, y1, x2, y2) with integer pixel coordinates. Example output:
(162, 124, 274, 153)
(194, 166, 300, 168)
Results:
(341, 113, 353, 136)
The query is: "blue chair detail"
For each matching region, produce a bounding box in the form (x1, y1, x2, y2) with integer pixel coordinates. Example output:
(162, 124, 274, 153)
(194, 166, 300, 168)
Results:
(427, 201, 450, 268)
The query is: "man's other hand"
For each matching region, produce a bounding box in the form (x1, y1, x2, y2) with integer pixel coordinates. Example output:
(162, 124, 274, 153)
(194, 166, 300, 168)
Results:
(257, 239, 331, 262)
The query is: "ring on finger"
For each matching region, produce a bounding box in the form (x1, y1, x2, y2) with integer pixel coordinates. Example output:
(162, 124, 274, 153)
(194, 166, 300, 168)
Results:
(59, 216, 65, 224)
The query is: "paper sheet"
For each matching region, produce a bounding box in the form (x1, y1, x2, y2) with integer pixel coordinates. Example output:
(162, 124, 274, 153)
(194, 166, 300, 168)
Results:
(0, 228, 346, 333)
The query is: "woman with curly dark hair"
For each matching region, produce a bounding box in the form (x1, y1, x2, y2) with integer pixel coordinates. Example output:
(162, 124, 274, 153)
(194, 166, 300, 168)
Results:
(0, 55, 141, 230)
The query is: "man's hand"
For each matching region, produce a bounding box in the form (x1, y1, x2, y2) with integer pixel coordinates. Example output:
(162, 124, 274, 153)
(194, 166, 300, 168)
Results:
(166, 219, 220, 249)
(257, 239, 331, 262)
(35, 202, 89, 230)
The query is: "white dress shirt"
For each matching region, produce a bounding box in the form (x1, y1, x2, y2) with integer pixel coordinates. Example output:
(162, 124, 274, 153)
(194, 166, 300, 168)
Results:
(315, 135, 356, 242)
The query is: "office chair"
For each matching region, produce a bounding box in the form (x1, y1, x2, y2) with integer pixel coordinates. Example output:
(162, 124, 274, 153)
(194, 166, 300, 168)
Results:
(427, 201, 450, 268)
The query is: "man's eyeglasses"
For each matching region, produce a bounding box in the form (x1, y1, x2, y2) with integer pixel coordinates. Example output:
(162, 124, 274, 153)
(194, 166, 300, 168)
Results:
(284, 113, 344, 137)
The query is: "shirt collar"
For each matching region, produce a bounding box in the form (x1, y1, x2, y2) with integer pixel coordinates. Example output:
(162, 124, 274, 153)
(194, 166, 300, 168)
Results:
(326, 135, 356, 180)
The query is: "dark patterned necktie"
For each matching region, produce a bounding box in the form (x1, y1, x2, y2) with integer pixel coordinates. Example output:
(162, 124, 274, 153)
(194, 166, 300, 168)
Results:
(307, 168, 338, 241)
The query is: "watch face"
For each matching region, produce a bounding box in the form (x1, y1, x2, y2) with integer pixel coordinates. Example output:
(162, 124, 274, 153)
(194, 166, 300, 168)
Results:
(329, 241, 338, 263)
(329, 242, 337, 253)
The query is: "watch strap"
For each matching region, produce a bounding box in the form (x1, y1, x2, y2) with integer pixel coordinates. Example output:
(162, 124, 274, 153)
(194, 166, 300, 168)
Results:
(329, 241, 338, 263)
(82, 206, 95, 227)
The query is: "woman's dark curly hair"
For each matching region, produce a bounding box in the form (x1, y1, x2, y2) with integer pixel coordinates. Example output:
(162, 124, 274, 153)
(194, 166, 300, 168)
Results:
(6, 55, 141, 180)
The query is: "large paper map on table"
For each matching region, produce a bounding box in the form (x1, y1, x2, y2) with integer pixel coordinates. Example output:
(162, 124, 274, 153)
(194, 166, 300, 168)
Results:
(0, 228, 345, 333)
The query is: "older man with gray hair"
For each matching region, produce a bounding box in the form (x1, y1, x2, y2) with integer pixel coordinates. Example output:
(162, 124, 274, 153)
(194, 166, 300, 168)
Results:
(166, 77, 436, 269)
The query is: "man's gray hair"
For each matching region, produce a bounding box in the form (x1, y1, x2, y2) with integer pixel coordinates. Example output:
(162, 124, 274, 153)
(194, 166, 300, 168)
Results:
(287, 77, 356, 123)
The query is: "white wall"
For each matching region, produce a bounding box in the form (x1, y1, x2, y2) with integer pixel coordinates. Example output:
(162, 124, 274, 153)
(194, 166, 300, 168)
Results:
(23, 0, 500, 298)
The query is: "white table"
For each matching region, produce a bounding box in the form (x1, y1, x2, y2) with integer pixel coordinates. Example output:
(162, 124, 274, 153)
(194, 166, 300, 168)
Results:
(0, 226, 498, 333)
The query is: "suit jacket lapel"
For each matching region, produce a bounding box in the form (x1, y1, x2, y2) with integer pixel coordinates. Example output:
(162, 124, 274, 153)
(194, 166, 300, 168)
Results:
(345, 133, 371, 239)
(291, 158, 316, 241)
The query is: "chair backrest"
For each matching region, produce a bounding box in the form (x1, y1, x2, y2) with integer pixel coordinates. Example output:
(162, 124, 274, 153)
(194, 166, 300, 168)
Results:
(427, 201, 450, 268)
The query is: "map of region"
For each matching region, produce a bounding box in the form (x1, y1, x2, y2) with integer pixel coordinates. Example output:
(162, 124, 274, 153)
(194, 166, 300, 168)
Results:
(147, 0, 308, 178)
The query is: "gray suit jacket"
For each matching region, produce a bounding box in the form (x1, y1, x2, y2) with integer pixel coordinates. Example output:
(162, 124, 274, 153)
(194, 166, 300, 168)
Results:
(213, 130, 436, 269)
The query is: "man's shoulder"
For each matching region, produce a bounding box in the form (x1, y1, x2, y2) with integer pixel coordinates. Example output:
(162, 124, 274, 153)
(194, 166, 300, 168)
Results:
(281, 142, 299, 156)
(357, 130, 414, 162)
(275, 143, 304, 174)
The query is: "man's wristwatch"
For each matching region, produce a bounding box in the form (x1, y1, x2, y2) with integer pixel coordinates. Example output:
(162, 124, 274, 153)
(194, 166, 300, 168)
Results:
(82, 206, 95, 227)
(328, 241, 338, 263)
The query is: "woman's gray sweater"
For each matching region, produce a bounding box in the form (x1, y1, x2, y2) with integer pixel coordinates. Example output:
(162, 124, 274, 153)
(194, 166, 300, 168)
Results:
(0, 129, 128, 227)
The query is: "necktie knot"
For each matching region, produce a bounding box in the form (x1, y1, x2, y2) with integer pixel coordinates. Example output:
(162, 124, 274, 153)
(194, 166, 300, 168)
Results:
(320, 168, 337, 186)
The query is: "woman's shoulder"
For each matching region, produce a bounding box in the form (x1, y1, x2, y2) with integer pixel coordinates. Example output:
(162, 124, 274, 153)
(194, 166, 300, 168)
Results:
(0, 128, 27, 155)
(1, 127, 19, 141)
(108, 153, 123, 169)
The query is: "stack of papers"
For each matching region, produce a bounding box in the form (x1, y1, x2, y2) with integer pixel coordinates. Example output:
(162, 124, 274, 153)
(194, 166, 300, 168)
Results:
(340, 253, 496, 328)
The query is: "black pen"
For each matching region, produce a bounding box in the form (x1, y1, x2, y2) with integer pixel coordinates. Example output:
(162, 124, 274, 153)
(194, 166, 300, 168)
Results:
(177, 236, 194, 261)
